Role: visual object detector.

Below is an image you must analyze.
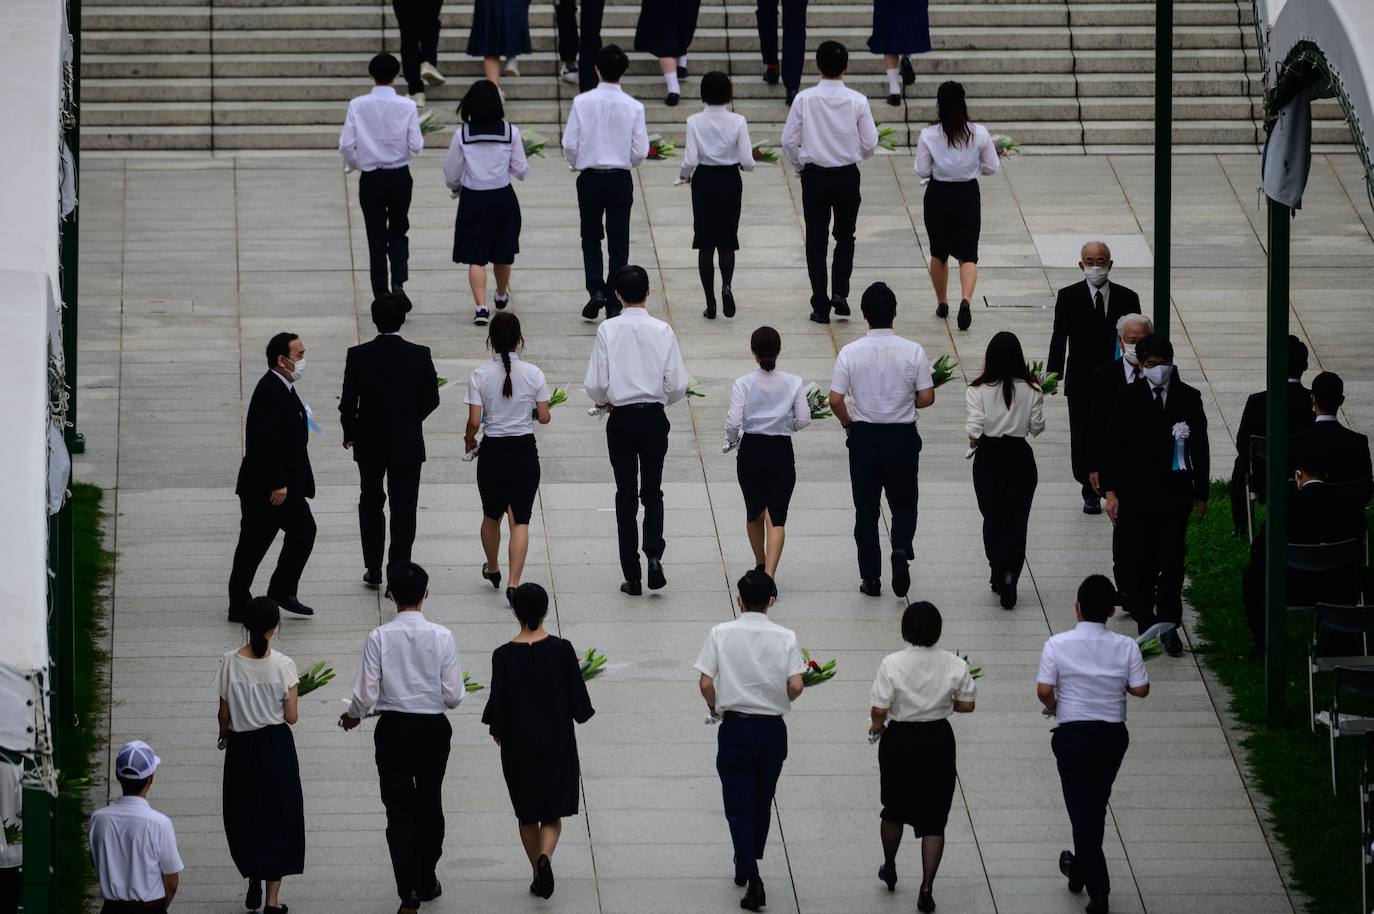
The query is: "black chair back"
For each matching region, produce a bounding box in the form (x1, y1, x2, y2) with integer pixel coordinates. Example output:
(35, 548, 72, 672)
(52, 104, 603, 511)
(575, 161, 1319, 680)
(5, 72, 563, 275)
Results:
(1288, 539, 1361, 573)
(1316, 604, 1374, 637)
(1335, 667, 1374, 699)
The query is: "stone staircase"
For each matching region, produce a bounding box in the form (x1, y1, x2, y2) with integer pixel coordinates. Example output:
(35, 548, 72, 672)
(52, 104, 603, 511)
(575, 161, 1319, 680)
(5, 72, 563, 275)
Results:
(81, 0, 1351, 153)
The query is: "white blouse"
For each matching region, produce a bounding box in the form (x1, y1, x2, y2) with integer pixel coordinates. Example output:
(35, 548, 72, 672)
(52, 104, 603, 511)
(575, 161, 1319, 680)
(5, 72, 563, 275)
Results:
(725, 369, 811, 444)
(216, 649, 298, 733)
(965, 378, 1046, 439)
(443, 121, 530, 191)
(871, 646, 977, 722)
(915, 122, 999, 182)
(465, 353, 550, 438)
(681, 105, 756, 180)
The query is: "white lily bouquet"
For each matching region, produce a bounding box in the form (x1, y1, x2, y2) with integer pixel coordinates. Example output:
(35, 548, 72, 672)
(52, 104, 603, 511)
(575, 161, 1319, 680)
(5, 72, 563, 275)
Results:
(523, 131, 548, 159)
(533, 385, 567, 418)
(751, 140, 779, 164)
(647, 134, 677, 159)
(1029, 359, 1060, 396)
(297, 661, 336, 697)
(804, 382, 832, 419)
(3, 819, 19, 846)
(436, 376, 448, 388)
(992, 134, 1021, 158)
(931, 354, 958, 388)
(463, 672, 484, 693)
(419, 110, 443, 135)
(1170, 421, 1190, 471)
(873, 119, 898, 151)
(686, 380, 706, 398)
(959, 654, 984, 680)
(580, 648, 608, 682)
(1136, 622, 1172, 661)
(800, 648, 837, 687)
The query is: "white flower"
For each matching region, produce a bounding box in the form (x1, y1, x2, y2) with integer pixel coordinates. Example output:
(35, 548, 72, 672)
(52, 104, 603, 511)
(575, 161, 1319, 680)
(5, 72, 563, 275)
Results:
(1171, 422, 1191, 440)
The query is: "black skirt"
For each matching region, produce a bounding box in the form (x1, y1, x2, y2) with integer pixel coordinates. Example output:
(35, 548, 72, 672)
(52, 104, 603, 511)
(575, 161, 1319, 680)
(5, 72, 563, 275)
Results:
(867, 0, 932, 55)
(878, 719, 956, 835)
(691, 164, 743, 250)
(477, 434, 540, 524)
(466, 0, 532, 58)
(922, 178, 981, 264)
(454, 183, 522, 265)
(223, 723, 305, 880)
(737, 434, 796, 525)
(633, 0, 701, 57)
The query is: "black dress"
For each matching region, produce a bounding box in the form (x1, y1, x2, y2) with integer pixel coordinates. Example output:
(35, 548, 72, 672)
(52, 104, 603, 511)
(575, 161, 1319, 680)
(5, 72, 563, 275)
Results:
(634, 0, 700, 58)
(482, 636, 595, 823)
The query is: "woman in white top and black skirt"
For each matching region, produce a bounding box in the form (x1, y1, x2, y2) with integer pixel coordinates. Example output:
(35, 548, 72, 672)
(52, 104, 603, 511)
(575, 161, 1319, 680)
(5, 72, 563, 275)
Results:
(465, 312, 551, 603)
(869, 601, 976, 914)
(681, 72, 754, 319)
(966, 330, 1045, 609)
(443, 79, 530, 326)
(216, 597, 305, 914)
(725, 326, 810, 579)
(915, 81, 998, 332)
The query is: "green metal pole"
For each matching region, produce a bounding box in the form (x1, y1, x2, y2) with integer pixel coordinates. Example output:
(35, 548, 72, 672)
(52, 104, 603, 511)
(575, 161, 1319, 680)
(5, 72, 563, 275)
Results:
(1153, 0, 1172, 337)
(1264, 197, 1291, 728)
(62, 0, 84, 455)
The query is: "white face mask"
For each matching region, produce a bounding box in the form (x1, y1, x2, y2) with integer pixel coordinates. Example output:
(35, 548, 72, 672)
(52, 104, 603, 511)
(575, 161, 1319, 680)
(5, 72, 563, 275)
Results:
(286, 357, 304, 382)
(1084, 265, 1110, 287)
(1143, 364, 1171, 387)
(1121, 342, 1138, 365)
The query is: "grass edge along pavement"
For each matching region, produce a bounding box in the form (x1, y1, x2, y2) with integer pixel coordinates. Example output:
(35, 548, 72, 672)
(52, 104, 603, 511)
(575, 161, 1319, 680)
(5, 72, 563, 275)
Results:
(1184, 480, 1366, 914)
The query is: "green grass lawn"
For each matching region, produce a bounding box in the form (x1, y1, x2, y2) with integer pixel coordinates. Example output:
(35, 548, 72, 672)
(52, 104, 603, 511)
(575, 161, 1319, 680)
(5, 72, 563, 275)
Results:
(1186, 481, 1365, 914)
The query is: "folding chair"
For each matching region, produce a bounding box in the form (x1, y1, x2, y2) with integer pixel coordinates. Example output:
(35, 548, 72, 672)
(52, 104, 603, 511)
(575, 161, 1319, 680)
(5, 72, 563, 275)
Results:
(1287, 539, 1363, 614)
(1309, 604, 1374, 732)
(1314, 667, 1374, 794)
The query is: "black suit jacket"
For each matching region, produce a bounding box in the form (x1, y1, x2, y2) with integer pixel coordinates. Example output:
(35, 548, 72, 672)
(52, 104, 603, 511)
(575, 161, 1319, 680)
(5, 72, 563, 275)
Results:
(338, 334, 440, 467)
(236, 371, 315, 499)
(1235, 380, 1314, 461)
(1047, 280, 1141, 400)
(1290, 419, 1374, 505)
(1248, 481, 1366, 575)
(1102, 373, 1210, 502)
(1086, 358, 1141, 475)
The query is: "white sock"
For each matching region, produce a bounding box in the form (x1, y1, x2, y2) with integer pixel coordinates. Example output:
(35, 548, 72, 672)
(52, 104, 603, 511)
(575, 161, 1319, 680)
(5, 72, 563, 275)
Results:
(886, 68, 901, 95)
(677, 55, 687, 68)
(665, 72, 681, 95)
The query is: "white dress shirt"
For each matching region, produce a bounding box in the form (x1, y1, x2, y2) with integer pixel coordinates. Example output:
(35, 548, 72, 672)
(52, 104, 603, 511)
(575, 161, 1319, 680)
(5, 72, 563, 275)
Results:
(1122, 359, 1141, 384)
(781, 79, 880, 172)
(965, 379, 1046, 439)
(1036, 621, 1149, 723)
(88, 797, 184, 902)
(829, 330, 934, 425)
(339, 85, 423, 172)
(914, 122, 999, 182)
(680, 105, 756, 180)
(464, 353, 550, 438)
(871, 646, 977, 722)
(346, 611, 465, 720)
(584, 307, 690, 407)
(1315, 414, 1338, 424)
(216, 649, 298, 733)
(443, 121, 530, 191)
(561, 84, 650, 171)
(724, 369, 811, 444)
(694, 612, 808, 716)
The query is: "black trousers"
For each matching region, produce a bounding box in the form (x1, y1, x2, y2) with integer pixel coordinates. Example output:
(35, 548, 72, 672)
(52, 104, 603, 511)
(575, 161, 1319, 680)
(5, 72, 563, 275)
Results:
(1228, 453, 1251, 535)
(972, 436, 1037, 585)
(716, 717, 787, 882)
(1066, 393, 1095, 500)
(606, 404, 670, 582)
(359, 166, 413, 299)
(228, 496, 316, 611)
(0, 867, 18, 914)
(847, 422, 920, 582)
(375, 712, 452, 900)
(800, 164, 860, 312)
(572, 0, 606, 91)
(1116, 475, 1194, 631)
(1052, 721, 1128, 900)
(393, 0, 443, 95)
(358, 461, 422, 574)
(756, 0, 808, 89)
(577, 169, 633, 300)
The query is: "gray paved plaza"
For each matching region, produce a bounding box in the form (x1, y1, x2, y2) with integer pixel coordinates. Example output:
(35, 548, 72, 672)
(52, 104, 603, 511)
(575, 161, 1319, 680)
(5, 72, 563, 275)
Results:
(72, 149, 1374, 913)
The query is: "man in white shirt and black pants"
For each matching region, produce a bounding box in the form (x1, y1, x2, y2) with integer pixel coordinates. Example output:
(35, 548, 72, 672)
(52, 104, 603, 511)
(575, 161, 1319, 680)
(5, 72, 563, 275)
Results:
(340, 562, 464, 914)
(781, 40, 879, 324)
(561, 45, 650, 320)
(88, 741, 184, 914)
(1036, 575, 1149, 914)
(828, 283, 935, 598)
(340, 53, 424, 301)
(585, 266, 690, 595)
(695, 570, 807, 912)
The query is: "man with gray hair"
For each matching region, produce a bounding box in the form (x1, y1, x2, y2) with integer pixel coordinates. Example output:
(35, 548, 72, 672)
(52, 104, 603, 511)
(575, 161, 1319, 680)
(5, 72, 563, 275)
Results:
(1048, 241, 1141, 514)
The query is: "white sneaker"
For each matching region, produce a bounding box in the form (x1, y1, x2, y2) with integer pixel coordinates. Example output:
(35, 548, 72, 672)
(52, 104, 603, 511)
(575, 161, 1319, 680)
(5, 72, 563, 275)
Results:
(560, 63, 579, 85)
(411, 90, 427, 109)
(503, 56, 520, 77)
(420, 61, 446, 86)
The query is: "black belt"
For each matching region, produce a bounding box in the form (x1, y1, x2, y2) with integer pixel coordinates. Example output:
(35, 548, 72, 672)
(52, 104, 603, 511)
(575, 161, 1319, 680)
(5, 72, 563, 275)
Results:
(803, 162, 859, 172)
(364, 165, 410, 173)
(584, 166, 628, 173)
(722, 711, 781, 721)
(612, 401, 664, 410)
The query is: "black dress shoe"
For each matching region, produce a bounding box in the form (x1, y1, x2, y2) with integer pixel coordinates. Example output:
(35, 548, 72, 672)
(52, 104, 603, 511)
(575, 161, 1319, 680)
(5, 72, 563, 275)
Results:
(1000, 572, 1017, 610)
(740, 878, 765, 911)
(763, 64, 780, 85)
(1085, 895, 1110, 914)
(1082, 494, 1102, 515)
(246, 878, 263, 910)
(263, 906, 288, 914)
(581, 293, 607, 320)
(917, 888, 936, 913)
(418, 878, 442, 902)
(505, 586, 515, 605)
(936, 301, 949, 318)
(704, 303, 717, 319)
(665, 92, 680, 107)
(722, 287, 736, 318)
(1162, 628, 1184, 657)
(363, 569, 382, 590)
(859, 579, 882, 597)
(890, 551, 911, 599)
(536, 854, 554, 899)
(481, 564, 502, 589)
(808, 308, 830, 325)
(785, 86, 797, 106)
(900, 55, 916, 86)
(272, 596, 314, 616)
(398, 895, 421, 914)
(620, 580, 643, 596)
(1059, 850, 1083, 893)
(886, 93, 901, 107)
(878, 862, 896, 891)
(831, 296, 850, 317)
(957, 299, 972, 331)
(647, 557, 667, 590)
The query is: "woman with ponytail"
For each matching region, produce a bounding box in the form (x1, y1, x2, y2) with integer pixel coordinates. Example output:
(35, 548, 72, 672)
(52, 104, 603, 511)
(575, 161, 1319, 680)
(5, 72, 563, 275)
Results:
(724, 326, 810, 580)
(464, 312, 552, 602)
(216, 596, 305, 914)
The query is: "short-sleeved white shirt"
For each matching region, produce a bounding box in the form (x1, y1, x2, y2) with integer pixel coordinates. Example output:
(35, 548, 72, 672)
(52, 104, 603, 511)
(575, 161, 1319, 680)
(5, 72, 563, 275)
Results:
(694, 613, 807, 716)
(1036, 622, 1149, 724)
(829, 330, 934, 425)
(89, 797, 184, 902)
(464, 353, 550, 438)
(871, 646, 976, 722)
(216, 649, 298, 732)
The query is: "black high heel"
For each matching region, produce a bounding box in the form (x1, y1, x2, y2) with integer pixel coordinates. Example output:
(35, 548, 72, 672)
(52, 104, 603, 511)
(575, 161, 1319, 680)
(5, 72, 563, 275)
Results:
(481, 565, 501, 589)
(918, 887, 936, 912)
(878, 863, 896, 891)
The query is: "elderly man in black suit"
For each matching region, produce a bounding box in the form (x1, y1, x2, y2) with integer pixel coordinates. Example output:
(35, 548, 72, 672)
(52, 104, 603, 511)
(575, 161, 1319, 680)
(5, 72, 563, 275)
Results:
(228, 332, 317, 622)
(339, 294, 441, 588)
(1047, 241, 1141, 514)
(1291, 371, 1373, 505)
(1227, 335, 1313, 535)
(1101, 334, 1209, 657)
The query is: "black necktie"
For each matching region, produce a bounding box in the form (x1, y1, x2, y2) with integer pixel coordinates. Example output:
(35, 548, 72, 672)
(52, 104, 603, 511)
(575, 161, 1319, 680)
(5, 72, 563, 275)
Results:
(1095, 290, 1105, 321)
(1153, 386, 1165, 413)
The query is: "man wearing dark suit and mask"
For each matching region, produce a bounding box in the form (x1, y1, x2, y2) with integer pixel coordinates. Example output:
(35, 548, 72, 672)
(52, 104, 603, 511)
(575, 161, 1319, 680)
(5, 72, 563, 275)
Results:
(1047, 240, 1141, 515)
(1290, 370, 1373, 506)
(228, 332, 317, 622)
(339, 293, 441, 588)
(1227, 335, 1314, 534)
(1102, 334, 1209, 658)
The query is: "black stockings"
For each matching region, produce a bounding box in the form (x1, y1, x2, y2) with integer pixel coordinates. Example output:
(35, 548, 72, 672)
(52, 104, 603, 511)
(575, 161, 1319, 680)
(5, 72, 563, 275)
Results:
(880, 821, 945, 891)
(698, 247, 736, 305)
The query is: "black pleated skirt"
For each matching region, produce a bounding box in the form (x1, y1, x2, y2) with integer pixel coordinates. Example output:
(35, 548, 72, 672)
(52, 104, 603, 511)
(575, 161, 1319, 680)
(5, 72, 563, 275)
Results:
(454, 183, 522, 266)
(633, 0, 701, 58)
(466, 0, 533, 58)
(878, 718, 956, 835)
(223, 723, 305, 880)
(691, 164, 743, 251)
(477, 434, 541, 524)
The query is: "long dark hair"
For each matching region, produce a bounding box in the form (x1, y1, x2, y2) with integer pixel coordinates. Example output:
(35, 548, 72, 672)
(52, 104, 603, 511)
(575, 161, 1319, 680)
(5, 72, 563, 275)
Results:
(459, 78, 505, 124)
(243, 596, 280, 659)
(934, 80, 972, 148)
(970, 330, 1038, 407)
(750, 326, 781, 372)
(488, 312, 523, 398)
